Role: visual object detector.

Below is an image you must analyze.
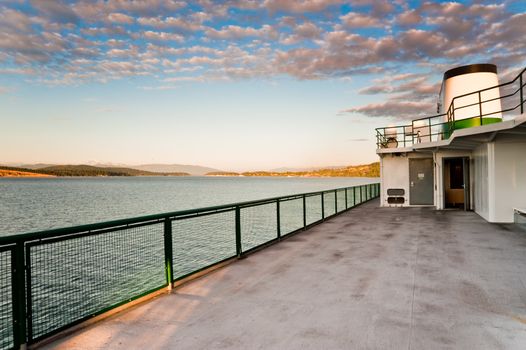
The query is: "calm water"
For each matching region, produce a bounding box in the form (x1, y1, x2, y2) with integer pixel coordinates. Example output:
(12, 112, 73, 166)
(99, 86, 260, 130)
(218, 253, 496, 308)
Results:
(0, 176, 377, 236)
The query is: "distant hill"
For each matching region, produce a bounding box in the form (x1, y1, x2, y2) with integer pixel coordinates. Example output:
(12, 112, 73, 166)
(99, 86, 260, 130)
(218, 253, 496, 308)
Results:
(18, 163, 57, 169)
(0, 165, 190, 177)
(205, 162, 380, 178)
(0, 167, 53, 177)
(128, 164, 222, 176)
(206, 171, 241, 176)
(270, 165, 347, 172)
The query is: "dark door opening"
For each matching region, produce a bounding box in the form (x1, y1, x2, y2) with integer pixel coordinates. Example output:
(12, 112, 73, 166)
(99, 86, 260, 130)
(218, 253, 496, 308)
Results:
(444, 157, 470, 210)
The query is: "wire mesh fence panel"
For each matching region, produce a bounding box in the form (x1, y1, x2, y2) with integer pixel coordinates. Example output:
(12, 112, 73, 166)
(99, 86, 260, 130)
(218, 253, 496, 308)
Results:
(357, 187, 363, 204)
(28, 223, 165, 340)
(172, 211, 236, 280)
(346, 188, 355, 208)
(0, 248, 13, 350)
(305, 194, 322, 225)
(279, 198, 303, 236)
(336, 190, 346, 213)
(241, 203, 277, 252)
(324, 192, 336, 217)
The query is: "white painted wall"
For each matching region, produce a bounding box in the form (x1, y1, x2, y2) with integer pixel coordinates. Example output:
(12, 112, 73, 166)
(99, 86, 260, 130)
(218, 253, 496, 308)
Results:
(380, 152, 434, 207)
(492, 137, 526, 222)
(442, 72, 502, 120)
(380, 154, 409, 206)
(473, 144, 489, 221)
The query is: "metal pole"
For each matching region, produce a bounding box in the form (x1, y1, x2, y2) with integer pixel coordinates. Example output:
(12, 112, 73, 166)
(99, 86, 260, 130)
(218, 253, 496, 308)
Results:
(334, 190, 338, 213)
(12, 243, 27, 349)
(353, 187, 356, 207)
(276, 199, 281, 240)
(520, 74, 524, 115)
(235, 206, 242, 257)
(302, 194, 306, 229)
(321, 192, 325, 220)
(345, 188, 348, 209)
(163, 218, 174, 289)
(428, 120, 432, 142)
(478, 91, 483, 125)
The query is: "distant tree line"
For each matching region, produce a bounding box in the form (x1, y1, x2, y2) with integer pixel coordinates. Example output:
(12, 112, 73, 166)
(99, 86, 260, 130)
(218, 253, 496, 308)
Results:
(0, 165, 190, 177)
(205, 162, 380, 178)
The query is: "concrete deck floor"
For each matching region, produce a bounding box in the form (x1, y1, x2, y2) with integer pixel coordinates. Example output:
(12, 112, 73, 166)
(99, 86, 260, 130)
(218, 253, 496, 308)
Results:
(44, 200, 526, 350)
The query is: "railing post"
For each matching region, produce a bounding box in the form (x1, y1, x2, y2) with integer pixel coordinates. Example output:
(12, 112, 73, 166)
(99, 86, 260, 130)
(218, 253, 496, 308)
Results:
(428, 120, 432, 142)
(478, 91, 483, 125)
(345, 188, 348, 209)
(163, 218, 173, 290)
(334, 190, 338, 213)
(451, 99, 455, 130)
(235, 206, 242, 257)
(353, 186, 356, 206)
(520, 73, 524, 114)
(276, 199, 281, 240)
(12, 242, 27, 350)
(321, 192, 325, 220)
(302, 194, 306, 229)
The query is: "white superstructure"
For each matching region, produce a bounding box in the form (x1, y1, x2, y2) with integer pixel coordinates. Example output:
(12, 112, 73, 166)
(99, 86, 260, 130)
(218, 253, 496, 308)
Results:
(375, 64, 526, 223)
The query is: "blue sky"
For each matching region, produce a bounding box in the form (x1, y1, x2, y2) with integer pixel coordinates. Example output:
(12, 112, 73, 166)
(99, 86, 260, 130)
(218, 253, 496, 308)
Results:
(1, 0, 525, 171)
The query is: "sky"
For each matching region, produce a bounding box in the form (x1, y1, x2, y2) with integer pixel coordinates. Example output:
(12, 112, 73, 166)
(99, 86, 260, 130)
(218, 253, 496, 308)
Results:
(0, 0, 525, 171)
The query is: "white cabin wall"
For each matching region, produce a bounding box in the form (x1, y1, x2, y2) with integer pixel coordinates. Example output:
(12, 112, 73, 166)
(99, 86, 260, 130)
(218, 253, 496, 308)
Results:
(473, 144, 490, 221)
(380, 154, 409, 207)
(492, 137, 526, 222)
(380, 152, 434, 207)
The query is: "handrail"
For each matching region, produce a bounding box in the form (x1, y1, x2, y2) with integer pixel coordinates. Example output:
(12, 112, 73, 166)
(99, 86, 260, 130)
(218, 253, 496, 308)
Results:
(0, 185, 366, 245)
(375, 66, 526, 149)
(0, 183, 380, 349)
(450, 67, 526, 101)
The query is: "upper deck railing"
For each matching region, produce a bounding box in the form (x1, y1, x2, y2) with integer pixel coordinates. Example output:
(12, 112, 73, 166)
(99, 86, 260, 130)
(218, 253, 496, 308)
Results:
(376, 67, 526, 149)
(0, 183, 379, 350)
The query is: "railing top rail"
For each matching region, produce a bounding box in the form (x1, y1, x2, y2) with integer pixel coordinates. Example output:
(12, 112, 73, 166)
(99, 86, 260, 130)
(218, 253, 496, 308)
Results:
(375, 113, 448, 135)
(411, 113, 446, 123)
(375, 65, 525, 144)
(450, 66, 526, 102)
(0, 183, 379, 245)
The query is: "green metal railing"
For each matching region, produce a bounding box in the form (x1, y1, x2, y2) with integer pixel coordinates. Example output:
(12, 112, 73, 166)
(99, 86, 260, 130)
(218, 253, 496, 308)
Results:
(376, 66, 526, 148)
(0, 183, 380, 349)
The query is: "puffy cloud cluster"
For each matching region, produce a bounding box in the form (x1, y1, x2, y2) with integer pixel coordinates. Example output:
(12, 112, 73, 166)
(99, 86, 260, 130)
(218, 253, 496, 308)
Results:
(0, 1, 524, 118)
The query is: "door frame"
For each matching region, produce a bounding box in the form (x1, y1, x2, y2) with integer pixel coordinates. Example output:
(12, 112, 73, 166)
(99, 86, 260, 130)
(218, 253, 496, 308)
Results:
(442, 156, 471, 211)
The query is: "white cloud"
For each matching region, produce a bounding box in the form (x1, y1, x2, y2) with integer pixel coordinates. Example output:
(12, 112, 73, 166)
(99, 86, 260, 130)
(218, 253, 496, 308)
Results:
(107, 13, 135, 24)
(142, 31, 185, 42)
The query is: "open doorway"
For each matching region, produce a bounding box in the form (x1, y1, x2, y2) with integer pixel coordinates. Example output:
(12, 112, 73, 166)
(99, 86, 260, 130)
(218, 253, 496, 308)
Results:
(443, 157, 470, 210)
